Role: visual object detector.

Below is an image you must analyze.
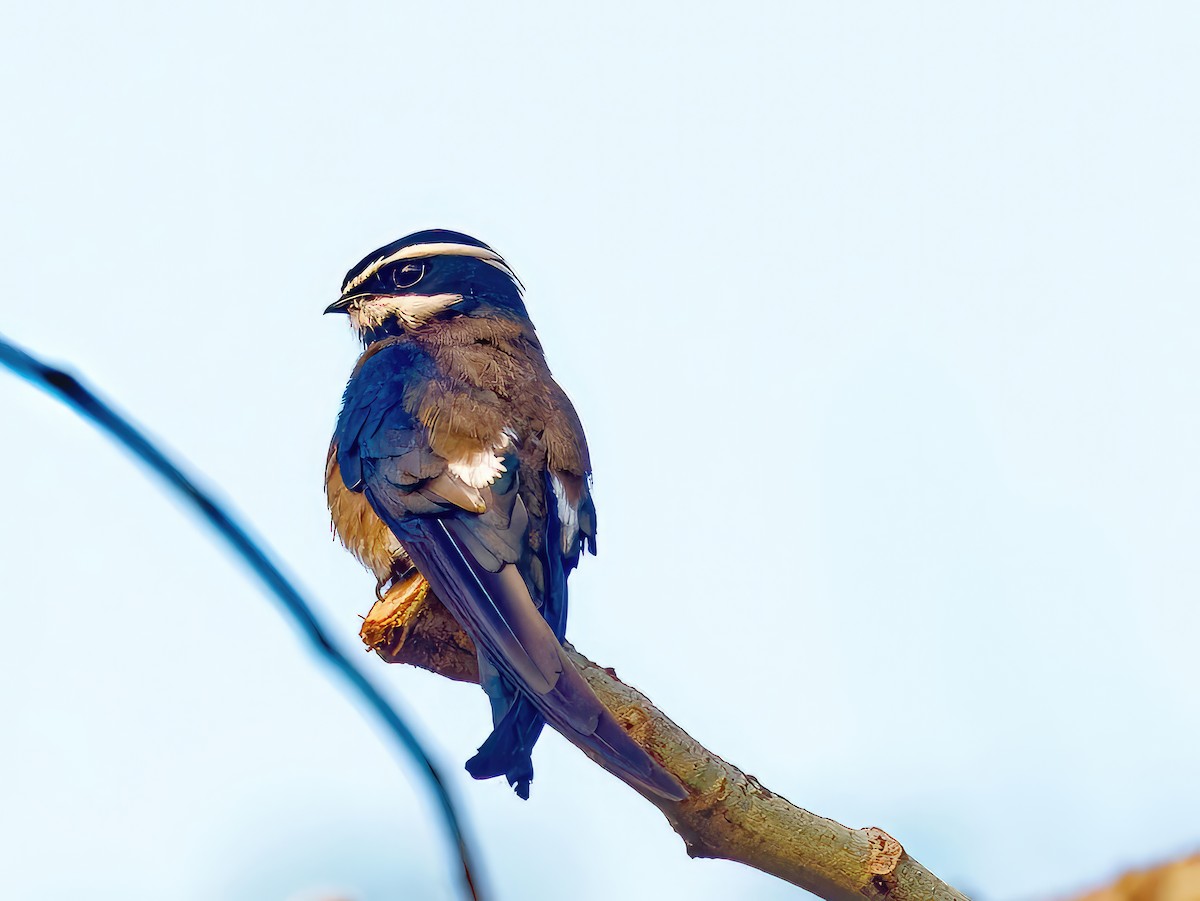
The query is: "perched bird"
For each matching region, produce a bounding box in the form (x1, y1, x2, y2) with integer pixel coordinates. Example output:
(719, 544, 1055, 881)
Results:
(325, 229, 685, 801)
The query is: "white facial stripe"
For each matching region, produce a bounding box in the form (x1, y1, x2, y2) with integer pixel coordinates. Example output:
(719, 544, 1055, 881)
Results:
(343, 242, 513, 295)
(480, 257, 524, 290)
(349, 293, 463, 332)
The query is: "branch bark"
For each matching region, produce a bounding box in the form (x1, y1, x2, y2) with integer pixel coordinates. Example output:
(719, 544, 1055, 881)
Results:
(361, 579, 969, 900)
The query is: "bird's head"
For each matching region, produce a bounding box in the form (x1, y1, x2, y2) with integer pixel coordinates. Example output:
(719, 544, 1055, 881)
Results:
(325, 229, 529, 343)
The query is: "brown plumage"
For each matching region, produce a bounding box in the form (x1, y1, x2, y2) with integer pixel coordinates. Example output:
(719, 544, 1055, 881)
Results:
(326, 314, 589, 592)
(325, 452, 406, 587)
(326, 229, 683, 800)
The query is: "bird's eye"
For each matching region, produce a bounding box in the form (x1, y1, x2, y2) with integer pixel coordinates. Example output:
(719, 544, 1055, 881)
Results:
(392, 262, 425, 289)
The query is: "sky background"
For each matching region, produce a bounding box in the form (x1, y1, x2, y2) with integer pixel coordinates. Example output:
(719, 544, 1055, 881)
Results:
(1, 3, 1198, 900)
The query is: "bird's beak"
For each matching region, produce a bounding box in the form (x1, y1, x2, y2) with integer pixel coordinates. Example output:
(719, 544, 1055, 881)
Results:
(324, 295, 356, 315)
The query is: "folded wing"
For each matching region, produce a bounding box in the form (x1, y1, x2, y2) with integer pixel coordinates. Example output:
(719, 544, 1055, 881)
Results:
(334, 342, 686, 801)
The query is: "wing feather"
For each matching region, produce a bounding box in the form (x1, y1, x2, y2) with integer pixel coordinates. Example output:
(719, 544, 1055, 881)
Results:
(335, 341, 685, 801)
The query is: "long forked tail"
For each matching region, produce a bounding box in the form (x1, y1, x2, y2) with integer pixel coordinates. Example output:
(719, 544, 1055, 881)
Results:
(464, 691, 542, 798)
(400, 519, 687, 802)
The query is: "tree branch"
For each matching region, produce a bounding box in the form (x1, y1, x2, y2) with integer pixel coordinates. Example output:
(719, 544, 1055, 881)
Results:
(361, 580, 970, 900)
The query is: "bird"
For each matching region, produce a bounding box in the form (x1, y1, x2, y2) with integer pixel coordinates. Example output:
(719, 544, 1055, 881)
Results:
(324, 229, 686, 802)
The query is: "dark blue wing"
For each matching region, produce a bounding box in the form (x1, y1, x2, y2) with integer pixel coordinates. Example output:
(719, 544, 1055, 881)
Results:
(335, 342, 685, 801)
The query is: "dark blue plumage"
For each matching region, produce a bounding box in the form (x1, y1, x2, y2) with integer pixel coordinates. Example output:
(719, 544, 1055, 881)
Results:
(341, 229, 493, 292)
(326, 232, 685, 801)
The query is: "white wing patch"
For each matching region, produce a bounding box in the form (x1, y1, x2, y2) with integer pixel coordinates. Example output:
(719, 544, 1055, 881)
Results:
(447, 431, 514, 489)
(448, 449, 507, 489)
(550, 473, 580, 553)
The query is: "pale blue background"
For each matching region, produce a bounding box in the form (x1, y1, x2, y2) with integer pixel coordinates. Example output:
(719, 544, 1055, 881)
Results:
(1, 4, 1198, 899)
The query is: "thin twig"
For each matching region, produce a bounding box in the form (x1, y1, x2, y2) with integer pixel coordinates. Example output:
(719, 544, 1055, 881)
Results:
(0, 334, 484, 901)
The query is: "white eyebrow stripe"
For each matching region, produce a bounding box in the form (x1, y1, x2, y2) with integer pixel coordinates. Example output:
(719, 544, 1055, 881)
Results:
(480, 257, 525, 291)
(342, 242, 515, 294)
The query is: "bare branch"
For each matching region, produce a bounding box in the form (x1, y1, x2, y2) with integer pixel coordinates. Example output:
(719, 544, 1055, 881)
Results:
(363, 582, 970, 900)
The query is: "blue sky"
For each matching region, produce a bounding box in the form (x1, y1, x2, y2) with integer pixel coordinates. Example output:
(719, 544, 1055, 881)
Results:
(2, 4, 1198, 899)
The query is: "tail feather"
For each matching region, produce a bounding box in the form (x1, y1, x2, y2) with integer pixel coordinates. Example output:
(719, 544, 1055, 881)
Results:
(465, 694, 544, 799)
(399, 517, 686, 802)
(465, 469, 571, 799)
